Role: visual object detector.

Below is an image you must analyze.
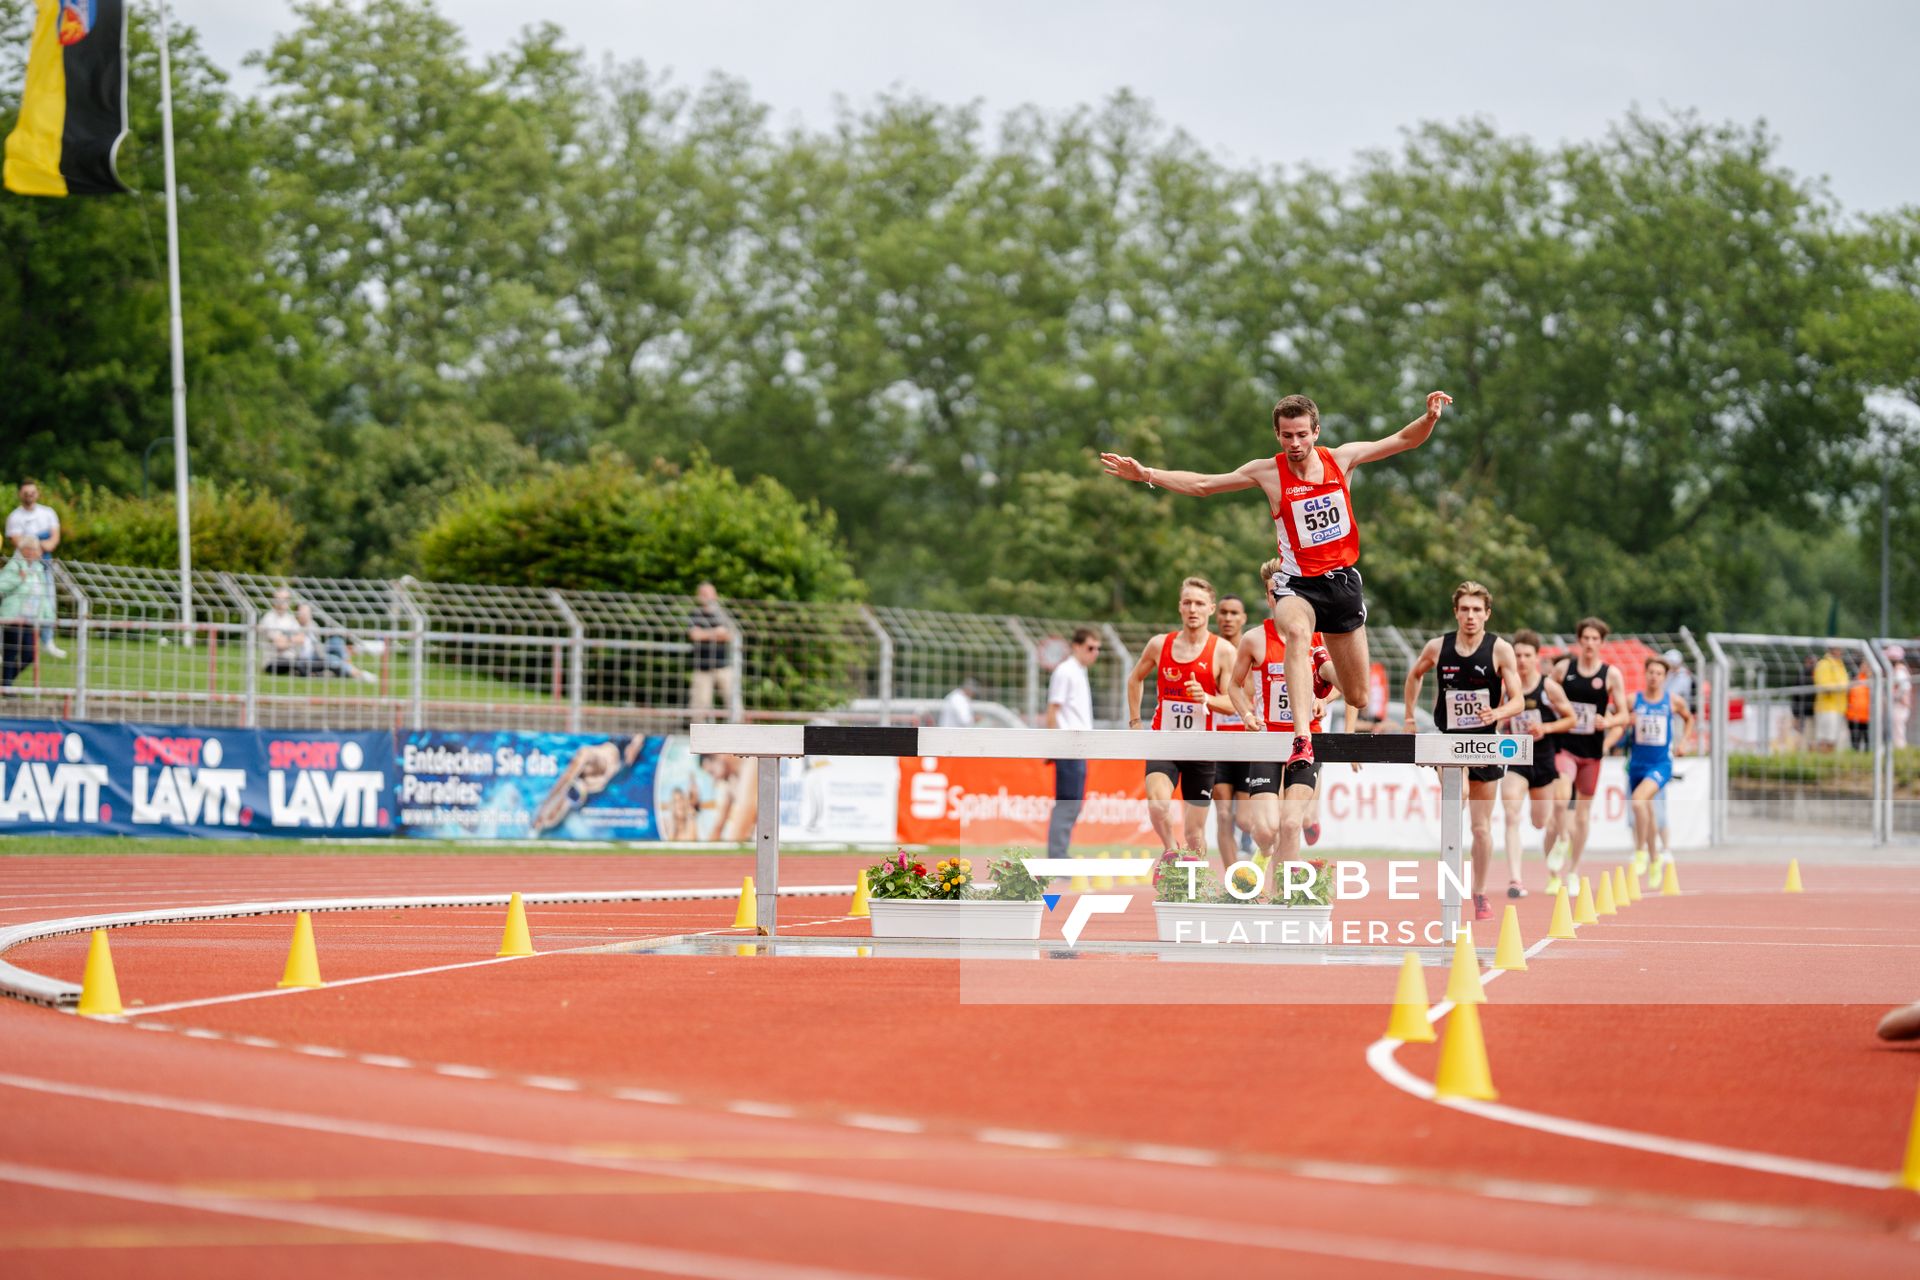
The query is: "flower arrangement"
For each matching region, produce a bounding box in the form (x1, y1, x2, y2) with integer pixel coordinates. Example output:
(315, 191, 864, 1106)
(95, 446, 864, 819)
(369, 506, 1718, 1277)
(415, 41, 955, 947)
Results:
(979, 851, 1047, 902)
(1269, 857, 1334, 907)
(864, 850, 973, 900)
(1152, 849, 1218, 903)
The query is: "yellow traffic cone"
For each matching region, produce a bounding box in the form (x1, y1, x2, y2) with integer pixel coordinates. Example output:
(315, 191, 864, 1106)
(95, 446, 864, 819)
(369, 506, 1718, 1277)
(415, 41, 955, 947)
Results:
(1784, 859, 1804, 894)
(76, 928, 123, 1017)
(1613, 865, 1631, 907)
(1069, 850, 1091, 893)
(732, 876, 757, 929)
(1660, 859, 1681, 896)
(1625, 863, 1643, 902)
(1092, 862, 1115, 890)
(1573, 875, 1599, 925)
(1594, 867, 1618, 916)
(497, 892, 534, 957)
(1494, 905, 1527, 971)
(1445, 927, 1485, 1005)
(277, 912, 323, 989)
(1433, 1002, 1497, 1101)
(1548, 884, 1577, 939)
(848, 869, 871, 917)
(1900, 1081, 1920, 1192)
(1386, 950, 1436, 1042)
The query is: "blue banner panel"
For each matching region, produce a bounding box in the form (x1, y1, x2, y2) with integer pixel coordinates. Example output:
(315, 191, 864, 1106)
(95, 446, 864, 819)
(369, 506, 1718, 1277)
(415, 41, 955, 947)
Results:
(0, 719, 396, 838)
(395, 731, 662, 841)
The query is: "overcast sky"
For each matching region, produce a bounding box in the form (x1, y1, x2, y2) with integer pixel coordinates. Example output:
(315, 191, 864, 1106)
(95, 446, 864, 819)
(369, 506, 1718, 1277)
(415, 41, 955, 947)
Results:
(185, 0, 1917, 216)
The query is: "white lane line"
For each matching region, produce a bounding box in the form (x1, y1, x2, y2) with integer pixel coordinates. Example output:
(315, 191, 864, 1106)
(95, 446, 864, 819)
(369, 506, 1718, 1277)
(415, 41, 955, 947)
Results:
(122, 955, 531, 1017)
(523, 1077, 584, 1093)
(357, 1055, 416, 1070)
(1121, 1144, 1220, 1167)
(0, 1158, 901, 1280)
(434, 1064, 495, 1080)
(972, 1128, 1070, 1151)
(612, 1087, 683, 1106)
(838, 1114, 924, 1135)
(724, 1101, 797, 1119)
(1364, 939, 1899, 1192)
(293, 1045, 349, 1060)
(0, 1073, 1728, 1280)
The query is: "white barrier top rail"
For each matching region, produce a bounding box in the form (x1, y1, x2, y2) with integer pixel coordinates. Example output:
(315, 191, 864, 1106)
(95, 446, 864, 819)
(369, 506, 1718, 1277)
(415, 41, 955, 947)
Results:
(690, 724, 1532, 766)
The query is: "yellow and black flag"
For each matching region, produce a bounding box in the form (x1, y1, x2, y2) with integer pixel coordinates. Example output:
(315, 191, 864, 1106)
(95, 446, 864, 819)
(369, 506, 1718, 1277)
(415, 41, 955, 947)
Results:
(4, 0, 130, 196)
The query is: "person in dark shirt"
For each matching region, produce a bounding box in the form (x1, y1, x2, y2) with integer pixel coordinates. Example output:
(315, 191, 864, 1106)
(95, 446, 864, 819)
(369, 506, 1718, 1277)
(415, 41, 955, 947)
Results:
(687, 581, 734, 719)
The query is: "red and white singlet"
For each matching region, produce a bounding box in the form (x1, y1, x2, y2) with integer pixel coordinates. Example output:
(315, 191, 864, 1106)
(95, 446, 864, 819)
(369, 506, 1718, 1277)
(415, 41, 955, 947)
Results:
(1152, 632, 1221, 731)
(1271, 446, 1362, 578)
(1256, 620, 1332, 733)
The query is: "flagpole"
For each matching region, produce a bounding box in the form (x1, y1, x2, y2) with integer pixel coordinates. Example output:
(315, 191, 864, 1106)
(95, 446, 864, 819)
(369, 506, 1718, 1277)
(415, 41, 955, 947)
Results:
(155, 0, 193, 641)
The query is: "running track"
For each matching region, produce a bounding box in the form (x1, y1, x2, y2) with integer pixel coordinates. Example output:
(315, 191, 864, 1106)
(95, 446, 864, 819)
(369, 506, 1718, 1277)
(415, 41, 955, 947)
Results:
(2, 854, 1919, 1278)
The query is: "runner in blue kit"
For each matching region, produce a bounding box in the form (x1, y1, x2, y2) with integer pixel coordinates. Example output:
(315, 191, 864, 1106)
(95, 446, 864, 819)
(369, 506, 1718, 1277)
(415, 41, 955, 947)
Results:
(1628, 653, 1694, 880)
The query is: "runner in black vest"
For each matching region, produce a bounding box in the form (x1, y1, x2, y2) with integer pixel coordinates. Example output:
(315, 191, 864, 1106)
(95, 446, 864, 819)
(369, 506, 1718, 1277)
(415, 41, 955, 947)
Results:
(1403, 582, 1525, 923)
(1546, 616, 1630, 893)
(1497, 630, 1576, 900)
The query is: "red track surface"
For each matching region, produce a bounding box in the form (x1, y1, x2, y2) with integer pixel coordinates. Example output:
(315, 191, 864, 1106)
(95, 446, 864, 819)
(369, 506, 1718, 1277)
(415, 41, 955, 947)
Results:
(3, 854, 1919, 1277)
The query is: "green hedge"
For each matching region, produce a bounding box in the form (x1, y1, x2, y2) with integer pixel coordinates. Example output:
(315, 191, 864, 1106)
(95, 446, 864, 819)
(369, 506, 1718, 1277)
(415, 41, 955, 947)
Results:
(50, 482, 298, 575)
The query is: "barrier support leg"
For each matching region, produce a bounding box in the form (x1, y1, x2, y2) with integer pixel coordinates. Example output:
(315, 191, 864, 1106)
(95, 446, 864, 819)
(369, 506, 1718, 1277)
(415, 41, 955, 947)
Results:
(756, 756, 779, 936)
(1440, 765, 1464, 942)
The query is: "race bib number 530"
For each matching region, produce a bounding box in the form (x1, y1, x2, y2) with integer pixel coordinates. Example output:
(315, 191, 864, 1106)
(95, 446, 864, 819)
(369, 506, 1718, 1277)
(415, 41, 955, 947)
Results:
(1292, 491, 1351, 546)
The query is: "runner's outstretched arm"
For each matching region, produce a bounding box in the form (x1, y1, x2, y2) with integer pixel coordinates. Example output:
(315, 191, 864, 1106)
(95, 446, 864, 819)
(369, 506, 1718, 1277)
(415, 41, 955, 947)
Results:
(1124, 637, 1164, 730)
(1229, 634, 1264, 732)
(1403, 638, 1442, 732)
(1331, 391, 1453, 471)
(1100, 453, 1270, 498)
(1489, 639, 1528, 723)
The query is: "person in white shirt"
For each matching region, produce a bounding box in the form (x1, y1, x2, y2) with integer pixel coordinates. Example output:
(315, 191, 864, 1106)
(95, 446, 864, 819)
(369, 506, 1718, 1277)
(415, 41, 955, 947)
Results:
(259, 589, 307, 673)
(1045, 629, 1100, 858)
(1889, 645, 1913, 748)
(5, 482, 63, 657)
(938, 677, 978, 727)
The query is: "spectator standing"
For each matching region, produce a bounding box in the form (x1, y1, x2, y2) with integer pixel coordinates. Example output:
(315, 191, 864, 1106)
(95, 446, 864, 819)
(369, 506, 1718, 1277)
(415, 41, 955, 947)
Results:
(938, 677, 978, 727)
(1845, 662, 1873, 752)
(1888, 645, 1913, 748)
(687, 582, 734, 720)
(1, 537, 53, 685)
(1663, 648, 1693, 707)
(5, 482, 62, 657)
(1811, 645, 1850, 752)
(1045, 629, 1100, 859)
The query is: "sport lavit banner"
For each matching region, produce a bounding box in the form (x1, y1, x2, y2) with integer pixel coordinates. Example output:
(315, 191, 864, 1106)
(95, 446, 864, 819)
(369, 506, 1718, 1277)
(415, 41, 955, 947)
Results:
(0, 720, 392, 837)
(0, 719, 903, 844)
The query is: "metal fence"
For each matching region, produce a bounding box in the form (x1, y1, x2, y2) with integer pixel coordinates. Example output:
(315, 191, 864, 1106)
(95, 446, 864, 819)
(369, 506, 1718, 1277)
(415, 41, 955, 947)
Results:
(2, 559, 1912, 846)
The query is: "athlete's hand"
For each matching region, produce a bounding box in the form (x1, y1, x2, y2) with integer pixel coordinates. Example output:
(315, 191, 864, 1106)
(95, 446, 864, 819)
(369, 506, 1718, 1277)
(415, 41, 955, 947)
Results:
(1424, 390, 1453, 421)
(1100, 453, 1148, 483)
(1184, 678, 1207, 700)
(1527, 722, 1547, 740)
(1245, 712, 1265, 733)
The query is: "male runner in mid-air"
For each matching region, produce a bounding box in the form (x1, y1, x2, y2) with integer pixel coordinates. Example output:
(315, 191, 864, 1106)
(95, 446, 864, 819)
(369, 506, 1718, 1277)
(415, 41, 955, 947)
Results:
(1403, 582, 1526, 921)
(1101, 389, 1453, 772)
(530, 735, 648, 836)
(1126, 577, 1235, 857)
(1548, 618, 1630, 889)
(1227, 559, 1341, 864)
(1497, 629, 1576, 899)
(1628, 653, 1694, 878)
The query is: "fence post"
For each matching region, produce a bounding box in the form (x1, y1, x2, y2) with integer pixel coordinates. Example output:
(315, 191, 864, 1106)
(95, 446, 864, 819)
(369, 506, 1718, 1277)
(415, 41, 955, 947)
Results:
(859, 605, 893, 726)
(1004, 617, 1040, 724)
(549, 591, 584, 734)
(1707, 635, 1731, 847)
(1101, 624, 1129, 727)
(1865, 641, 1891, 844)
(396, 577, 428, 732)
(214, 573, 259, 728)
(54, 562, 90, 720)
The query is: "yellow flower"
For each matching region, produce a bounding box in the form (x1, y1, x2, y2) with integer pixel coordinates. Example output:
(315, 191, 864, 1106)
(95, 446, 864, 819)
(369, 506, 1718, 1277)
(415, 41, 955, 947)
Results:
(960, 860, 972, 871)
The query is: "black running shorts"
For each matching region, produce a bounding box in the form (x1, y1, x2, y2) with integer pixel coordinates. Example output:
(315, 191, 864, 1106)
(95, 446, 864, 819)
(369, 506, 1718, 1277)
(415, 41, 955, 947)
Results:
(1267, 565, 1367, 636)
(1147, 760, 1216, 801)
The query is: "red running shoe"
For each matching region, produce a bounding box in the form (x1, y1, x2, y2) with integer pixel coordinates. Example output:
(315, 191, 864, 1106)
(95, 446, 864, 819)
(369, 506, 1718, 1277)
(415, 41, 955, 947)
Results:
(1473, 893, 1492, 921)
(1287, 735, 1314, 768)
(1303, 822, 1321, 846)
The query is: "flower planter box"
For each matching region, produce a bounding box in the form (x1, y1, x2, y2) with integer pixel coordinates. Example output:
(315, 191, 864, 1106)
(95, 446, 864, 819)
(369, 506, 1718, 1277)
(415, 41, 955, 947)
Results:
(1152, 901, 1334, 945)
(867, 898, 1046, 940)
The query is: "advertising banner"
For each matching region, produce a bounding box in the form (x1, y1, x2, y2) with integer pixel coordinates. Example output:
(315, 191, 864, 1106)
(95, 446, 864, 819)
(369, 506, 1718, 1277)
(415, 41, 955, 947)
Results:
(396, 730, 662, 841)
(896, 756, 1158, 848)
(0, 719, 394, 838)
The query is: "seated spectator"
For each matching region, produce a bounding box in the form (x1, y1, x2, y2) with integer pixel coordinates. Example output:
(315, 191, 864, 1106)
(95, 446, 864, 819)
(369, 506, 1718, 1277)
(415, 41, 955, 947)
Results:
(1, 536, 53, 686)
(261, 587, 305, 675)
(298, 604, 377, 684)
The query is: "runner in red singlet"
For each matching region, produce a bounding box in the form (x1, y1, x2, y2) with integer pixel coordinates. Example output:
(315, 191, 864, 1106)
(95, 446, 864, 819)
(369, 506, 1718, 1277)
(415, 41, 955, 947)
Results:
(1101, 390, 1452, 772)
(1125, 577, 1235, 854)
(1226, 559, 1342, 864)
(1208, 593, 1258, 858)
